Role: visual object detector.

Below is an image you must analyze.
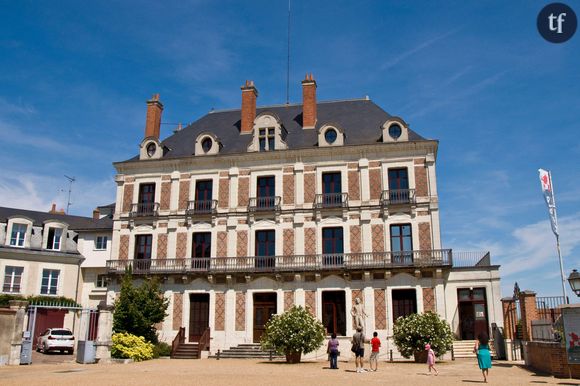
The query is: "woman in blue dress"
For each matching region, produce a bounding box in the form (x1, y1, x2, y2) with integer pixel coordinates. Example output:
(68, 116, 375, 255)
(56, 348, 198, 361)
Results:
(474, 332, 492, 383)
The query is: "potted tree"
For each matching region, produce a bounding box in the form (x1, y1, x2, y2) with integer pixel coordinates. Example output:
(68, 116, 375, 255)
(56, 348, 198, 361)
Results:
(260, 306, 325, 363)
(393, 311, 454, 363)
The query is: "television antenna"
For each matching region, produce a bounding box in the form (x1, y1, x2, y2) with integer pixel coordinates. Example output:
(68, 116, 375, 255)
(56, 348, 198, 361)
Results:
(64, 175, 76, 214)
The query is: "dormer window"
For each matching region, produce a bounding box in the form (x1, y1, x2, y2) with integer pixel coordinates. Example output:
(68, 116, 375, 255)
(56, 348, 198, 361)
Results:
(382, 117, 409, 143)
(10, 223, 27, 247)
(195, 133, 220, 155)
(388, 124, 402, 140)
(318, 124, 345, 147)
(247, 113, 288, 152)
(201, 137, 213, 153)
(146, 142, 157, 157)
(139, 137, 163, 160)
(324, 128, 337, 144)
(259, 128, 275, 152)
(46, 227, 63, 250)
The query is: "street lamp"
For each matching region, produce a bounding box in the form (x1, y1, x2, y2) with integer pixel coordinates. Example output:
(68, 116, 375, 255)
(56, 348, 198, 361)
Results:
(567, 269, 580, 297)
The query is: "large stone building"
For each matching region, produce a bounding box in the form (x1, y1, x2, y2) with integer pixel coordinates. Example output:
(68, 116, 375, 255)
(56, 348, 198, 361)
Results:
(105, 75, 502, 357)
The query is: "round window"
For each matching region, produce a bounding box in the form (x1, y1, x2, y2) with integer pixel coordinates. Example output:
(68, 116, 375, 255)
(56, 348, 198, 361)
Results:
(389, 124, 402, 139)
(201, 137, 213, 153)
(324, 128, 338, 144)
(146, 143, 157, 157)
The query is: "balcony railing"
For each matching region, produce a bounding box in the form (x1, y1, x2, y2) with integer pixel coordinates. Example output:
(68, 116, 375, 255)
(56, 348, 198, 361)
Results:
(130, 202, 159, 217)
(314, 193, 349, 209)
(186, 200, 217, 215)
(451, 251, 492, 267)
(248, 196, 281, 212)
(106, 249, 452, 275)
(380, 189, 416, 206)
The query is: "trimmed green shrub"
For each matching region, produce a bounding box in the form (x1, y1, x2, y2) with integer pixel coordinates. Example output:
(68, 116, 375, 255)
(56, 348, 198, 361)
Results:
(393, 311, 454, 359)
(153, 341, 172, 358)
(260, 306, 325, 362)
(0, 294, 78, 308)
(111, 332, 154, 361)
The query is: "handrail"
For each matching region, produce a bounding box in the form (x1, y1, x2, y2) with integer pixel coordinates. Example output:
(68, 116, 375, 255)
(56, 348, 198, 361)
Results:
(171, 326, 185, 358)
(380, 189, 416, 205)
(248, 196, 281, 211)
(186, 200, 217, 215)
(314, 193, 349, 209)
(130, 202, 159, 217)
(107, 249, 453, 275)
(197, 327, 210, 358)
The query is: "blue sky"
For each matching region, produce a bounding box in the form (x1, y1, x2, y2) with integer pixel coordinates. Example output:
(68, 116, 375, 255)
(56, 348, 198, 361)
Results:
(0, 1, 579, 298)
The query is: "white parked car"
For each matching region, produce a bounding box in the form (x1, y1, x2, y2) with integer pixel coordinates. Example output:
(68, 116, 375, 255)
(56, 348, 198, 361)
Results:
(36, 328, 75, 354)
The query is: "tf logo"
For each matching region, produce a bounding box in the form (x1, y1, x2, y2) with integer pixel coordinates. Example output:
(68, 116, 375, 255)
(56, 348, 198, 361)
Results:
(537, 3, 577, 43)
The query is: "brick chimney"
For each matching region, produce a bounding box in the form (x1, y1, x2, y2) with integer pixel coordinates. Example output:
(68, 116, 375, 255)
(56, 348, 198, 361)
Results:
(93, 208, 101, 220)
(145, 94, 164, 139)
(302, 73, 317, 129)
(240, 80, 258, 134)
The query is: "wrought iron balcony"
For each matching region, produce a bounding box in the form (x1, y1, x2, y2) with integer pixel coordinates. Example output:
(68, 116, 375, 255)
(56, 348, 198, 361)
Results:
(130, 202, 159, 217)
(380, 189, 416, 206)
(314, 193, 349, 209)
(106, 249, 452, 275)
(248, 196, 281, 212)
(186, 200, 217, 215)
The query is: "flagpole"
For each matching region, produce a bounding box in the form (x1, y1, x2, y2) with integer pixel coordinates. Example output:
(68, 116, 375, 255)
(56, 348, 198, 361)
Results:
(549, 170, 569, 303)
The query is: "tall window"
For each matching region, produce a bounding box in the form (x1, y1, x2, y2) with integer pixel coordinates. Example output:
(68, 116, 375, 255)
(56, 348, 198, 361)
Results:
(258, 128, 275, 152)
(392, 289, 417, 320)
(40, 269, 60, 295)
(95, 236, 108, 250)
(10, 223, 27, 247)
(138, 183, 156, 214)
(322, 227, 344, 265)
(388, 168, 410, 203)
(192, 232, 211, 269)
(322, 172, 342, 206)
(134, 235, 153, 259)
(255, 230, 275, 268)
(256, 176, 276, 209)
(322, 291, 346, 336)
(194, 180, 213, 212)
(3, 266, 24, 293)
(390, 224, 413, 264)
(46, 227, 63, 250)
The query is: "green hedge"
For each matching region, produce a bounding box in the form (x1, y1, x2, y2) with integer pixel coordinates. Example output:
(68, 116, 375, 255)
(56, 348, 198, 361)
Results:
(0, 294, 80, 308)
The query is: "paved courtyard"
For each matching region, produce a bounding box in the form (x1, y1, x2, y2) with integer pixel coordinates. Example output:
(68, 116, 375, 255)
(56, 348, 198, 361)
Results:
(1, 358, 578, 385)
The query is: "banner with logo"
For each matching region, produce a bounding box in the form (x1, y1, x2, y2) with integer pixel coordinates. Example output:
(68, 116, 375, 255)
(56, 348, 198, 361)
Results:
(539, 168, 559, 237)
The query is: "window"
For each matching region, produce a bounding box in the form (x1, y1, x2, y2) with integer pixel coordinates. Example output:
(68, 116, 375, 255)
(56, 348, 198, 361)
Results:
(258, 128, 275, 152)
(194, 180, 213, 213)
(322, 227, 344, 265)
(46, 227, 63, 250)
(390, 224, 413, 264)
(392, 289, 417, 320)
(137, 183, 156, 214)
(96, 274, 108, 288)
(388, 168, 410, 203)
(255, 230, 275, 268)
(324, 128, 337, 144)
(134, 235, 153, 260)
(256, 176, 276, 209)
(321, 172, 342, 206)
(10, 223, 27, 247)
(389, 124, 402, 139)
(146, 142, 157, 157)
(192, 232, 211, 269)
(40, 269, 60, 295)
(95, 236, 108, 250)
(322, 291, 346, 336)
(3, 266, 23, 293)
(201, 137, 213, 153)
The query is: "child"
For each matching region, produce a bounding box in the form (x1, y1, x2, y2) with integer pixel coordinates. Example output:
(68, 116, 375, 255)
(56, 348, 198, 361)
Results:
(369, 332, 381, 371)
(425, 344, 438, 376)
(327, 333, 340, 370)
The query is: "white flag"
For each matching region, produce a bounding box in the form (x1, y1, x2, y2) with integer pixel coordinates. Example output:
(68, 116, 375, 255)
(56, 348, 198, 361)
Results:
(539, 168, 559, 237)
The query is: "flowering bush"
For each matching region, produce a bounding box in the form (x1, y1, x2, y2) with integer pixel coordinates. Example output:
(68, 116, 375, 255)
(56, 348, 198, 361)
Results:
(393, 311, 454, 359)
(260, 306, 325, 362)
(111, 332, 154, 361)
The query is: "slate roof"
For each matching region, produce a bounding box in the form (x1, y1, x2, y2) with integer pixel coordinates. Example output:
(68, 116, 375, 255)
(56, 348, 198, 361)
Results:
(0, 207, 113, 231)
(124, 99, 428, 162)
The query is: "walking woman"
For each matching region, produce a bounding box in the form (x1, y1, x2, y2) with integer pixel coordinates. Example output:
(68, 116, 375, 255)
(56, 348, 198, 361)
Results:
(474, 332, 492, 383)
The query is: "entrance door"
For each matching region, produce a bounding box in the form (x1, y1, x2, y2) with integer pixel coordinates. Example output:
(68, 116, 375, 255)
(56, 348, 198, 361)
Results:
(189, 293, 210, 342)
(322, 291, 346, 336)
(253, 293, 277, 343)
(458, 288, 489, 340)
(32, 309, 67, 349)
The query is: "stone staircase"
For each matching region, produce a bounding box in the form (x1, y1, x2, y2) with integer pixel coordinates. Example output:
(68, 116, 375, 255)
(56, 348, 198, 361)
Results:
(209, 343, 284, 359)
(171, 342, 200, 359)
(452, 340, 497, 359)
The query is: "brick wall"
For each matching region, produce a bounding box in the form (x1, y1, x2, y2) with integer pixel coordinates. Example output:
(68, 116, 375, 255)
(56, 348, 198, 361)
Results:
(235, 292, 245, 331)
(122, 184, 133, 213)
(374, 289, 387, 330)
(414, 159, 428, 197)
(238, 174, 249, 207)
(422, 287, 435, 312)
(304, 170, 316, 203)
(178, 180, 189, 210)
(419, 222, 432, 250)
(173, 293, 183, 330)
(350, 225, 362, 253)
(216, 231, 228, 257)
(369, 168, 382, 200)
(215, 293, 225, 331)
(283, 167, 295, 205)
(218, 172, 229, 209)
(526, 341, 580, 379)
(348, 167, 360, 201)
(119, 235, 129, 260)
(237, 230, 248, 257)
(160, 181, 171, 210)
(371, 224, 384, 252)
(176, 232, 187, 259)
(304, 228, 316, 255)
(157, 234, 167, 259)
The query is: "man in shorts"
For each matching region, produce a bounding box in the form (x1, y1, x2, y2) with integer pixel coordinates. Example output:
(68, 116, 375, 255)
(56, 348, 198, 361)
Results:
(369, 331, 381, 371)
(352, 326, 367, 373)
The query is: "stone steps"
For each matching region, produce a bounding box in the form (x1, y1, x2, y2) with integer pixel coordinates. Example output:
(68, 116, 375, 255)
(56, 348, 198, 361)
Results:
(210, 343, 284, 359)
(452, 340, 497, 359)
(172, 343, 199, 359)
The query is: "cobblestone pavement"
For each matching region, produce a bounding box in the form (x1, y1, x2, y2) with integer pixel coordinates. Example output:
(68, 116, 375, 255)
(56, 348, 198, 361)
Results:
(1, 358, 578, 386)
